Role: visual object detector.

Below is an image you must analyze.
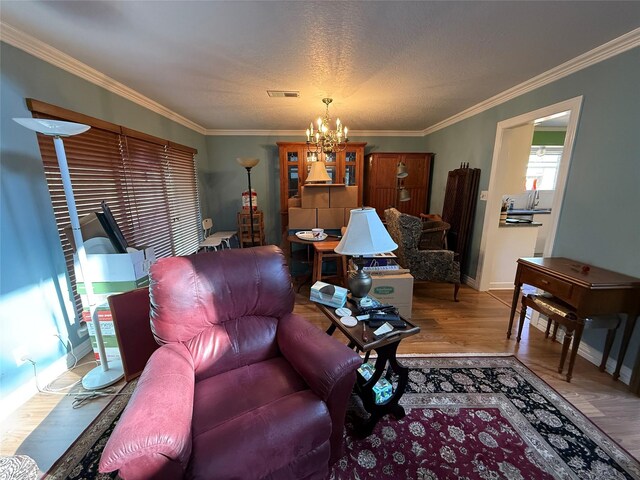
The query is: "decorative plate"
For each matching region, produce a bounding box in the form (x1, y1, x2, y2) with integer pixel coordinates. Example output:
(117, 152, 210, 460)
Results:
(295, 231, 328, 242)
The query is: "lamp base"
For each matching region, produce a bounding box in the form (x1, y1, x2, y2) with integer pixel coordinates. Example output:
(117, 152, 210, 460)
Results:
(347, 257, 372, 300)
(82, 360, 124, 390)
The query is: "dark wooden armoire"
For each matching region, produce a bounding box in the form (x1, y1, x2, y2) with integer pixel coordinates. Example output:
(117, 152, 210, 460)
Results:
(364, 152, 433, 219)
(441, 165, 481, 273)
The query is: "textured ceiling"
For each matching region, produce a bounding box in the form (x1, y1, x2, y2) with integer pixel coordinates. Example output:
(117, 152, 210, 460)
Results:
(2, 1, 640, 132)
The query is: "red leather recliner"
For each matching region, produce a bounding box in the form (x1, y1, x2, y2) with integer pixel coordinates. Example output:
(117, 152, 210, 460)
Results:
(99, 246, 361, 479)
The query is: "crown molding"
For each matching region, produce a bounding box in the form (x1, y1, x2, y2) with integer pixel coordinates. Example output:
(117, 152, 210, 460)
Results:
(348, 130, 424, 137)
(422, 27, 640, 136)
(0, 22, 207, 135)
(205, 129, 424, 137)
(2, 21, 637, 138)
(206, 129, 301, 136)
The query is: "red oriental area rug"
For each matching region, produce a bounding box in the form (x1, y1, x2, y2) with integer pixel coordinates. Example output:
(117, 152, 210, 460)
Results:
(46, 356, 640, 480)
(331, 356, 639, 480)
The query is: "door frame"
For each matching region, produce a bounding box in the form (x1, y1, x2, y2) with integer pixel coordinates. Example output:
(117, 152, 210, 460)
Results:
(476, 96, 583, 291)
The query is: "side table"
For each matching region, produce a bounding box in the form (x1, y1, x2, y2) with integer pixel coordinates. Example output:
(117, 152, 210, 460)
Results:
(315, 301, 420, 436)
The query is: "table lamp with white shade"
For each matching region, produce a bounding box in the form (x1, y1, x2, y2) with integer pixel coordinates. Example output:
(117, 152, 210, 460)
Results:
(13, 118, 124, 390)
(334, 207, 398, 305)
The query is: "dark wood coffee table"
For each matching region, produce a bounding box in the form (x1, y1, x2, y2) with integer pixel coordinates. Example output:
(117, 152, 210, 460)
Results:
(316, 301, 420, 436)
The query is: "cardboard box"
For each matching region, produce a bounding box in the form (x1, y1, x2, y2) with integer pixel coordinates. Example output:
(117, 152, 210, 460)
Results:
(75, 247, 155, 294)
(301, 186, 330, 209)
(370, 273, 414, 319)
(63, 212, 110, 252)
(330, 186, 358, 208)
(372, 378, 393, 404)
(310, 281, 347, 308)
(82, 306, 121, 363)
(288, 207, 317, 229)
(288, 196, 301, 208)
(357, 363, 375, 381)
(75, 246, 155, 362)
(318, 208, 346, 229)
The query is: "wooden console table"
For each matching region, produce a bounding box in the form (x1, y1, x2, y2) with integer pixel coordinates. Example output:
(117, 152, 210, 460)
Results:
(507, 257, 640, 393)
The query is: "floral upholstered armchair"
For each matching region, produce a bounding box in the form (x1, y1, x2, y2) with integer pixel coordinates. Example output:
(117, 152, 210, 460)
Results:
(384, 208, 461, 301)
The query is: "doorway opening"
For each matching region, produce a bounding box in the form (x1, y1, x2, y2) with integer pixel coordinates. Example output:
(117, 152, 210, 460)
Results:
(476, 96, 583, 292)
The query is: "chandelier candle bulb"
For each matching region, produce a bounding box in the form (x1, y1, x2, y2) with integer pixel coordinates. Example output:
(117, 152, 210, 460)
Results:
(306, 98, 350, 154)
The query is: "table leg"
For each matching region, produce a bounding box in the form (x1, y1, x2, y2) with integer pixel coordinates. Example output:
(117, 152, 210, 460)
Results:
(354, 341, 407, 437)
(566, 320, 584, 383)
(507, 281, 522, 339)
(614, 310, 638, 381)
(312, 250, 320, 284)
(516, 295, 528, 342)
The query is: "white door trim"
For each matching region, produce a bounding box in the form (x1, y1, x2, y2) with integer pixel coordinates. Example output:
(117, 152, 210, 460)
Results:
(476, 96, 583, 291)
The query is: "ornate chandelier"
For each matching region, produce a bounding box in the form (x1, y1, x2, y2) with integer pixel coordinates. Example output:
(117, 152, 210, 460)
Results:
(305, 98, 349, 154)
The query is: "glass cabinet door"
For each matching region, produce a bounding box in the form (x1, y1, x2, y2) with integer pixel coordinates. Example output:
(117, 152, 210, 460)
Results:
(344, 150, 357, 185)
(286, 150, 300, 199)
(324, 151, 337, 183)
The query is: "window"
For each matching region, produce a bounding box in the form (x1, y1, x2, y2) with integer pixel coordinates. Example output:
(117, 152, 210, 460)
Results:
(28, 99, 200, 321)
(526, 145, 563, 190)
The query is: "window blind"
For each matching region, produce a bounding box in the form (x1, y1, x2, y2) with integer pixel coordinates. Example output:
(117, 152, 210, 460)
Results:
(28, 99, 200, 321)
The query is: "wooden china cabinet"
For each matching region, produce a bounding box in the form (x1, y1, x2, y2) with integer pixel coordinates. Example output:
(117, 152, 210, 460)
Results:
(277, 142, 366, 231)
(364, 152, 434, 219)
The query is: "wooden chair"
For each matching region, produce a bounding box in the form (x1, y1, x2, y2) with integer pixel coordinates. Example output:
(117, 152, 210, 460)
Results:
(418, 214, 450, 250)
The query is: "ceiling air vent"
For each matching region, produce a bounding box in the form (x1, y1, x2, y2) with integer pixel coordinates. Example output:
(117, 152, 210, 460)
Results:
(267, 90, 300, 98)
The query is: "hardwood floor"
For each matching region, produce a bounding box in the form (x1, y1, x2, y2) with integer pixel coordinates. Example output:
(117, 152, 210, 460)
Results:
(2, 282, 638, 475)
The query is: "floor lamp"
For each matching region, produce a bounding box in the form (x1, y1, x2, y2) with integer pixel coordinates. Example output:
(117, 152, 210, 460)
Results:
(14, 118, 124, 390)
(236, 157, 260, 246)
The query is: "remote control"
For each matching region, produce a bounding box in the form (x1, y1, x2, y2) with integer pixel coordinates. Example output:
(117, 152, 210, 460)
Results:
(369, 312, 400, 322)
(368, 318, 407, 329)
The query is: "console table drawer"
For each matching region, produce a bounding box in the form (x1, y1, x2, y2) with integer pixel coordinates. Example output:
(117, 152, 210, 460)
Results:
(521, 269, 573, 299)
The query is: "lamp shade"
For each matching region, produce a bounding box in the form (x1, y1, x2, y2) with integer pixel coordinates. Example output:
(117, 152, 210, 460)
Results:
(306, 161, 331, 183)
(398, 187, 411, 202)
(13, 118, 90, 137)
(396, 161, 408, 178)
(335, 207, 397, 256)
(236, 157, 260, 168)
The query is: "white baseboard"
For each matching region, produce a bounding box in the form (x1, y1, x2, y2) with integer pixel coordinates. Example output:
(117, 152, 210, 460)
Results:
(0, 339, 93, 423)
(529, 316, 631, 385)
(488, 281, 515, 290)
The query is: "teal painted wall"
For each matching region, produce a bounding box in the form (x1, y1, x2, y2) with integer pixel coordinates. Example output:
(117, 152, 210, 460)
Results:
(0, 43, 207, 398)
(205, 135, 426, 245)
(423, 46, 640, 371)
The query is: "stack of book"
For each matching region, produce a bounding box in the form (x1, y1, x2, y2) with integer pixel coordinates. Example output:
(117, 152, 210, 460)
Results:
(310, 281, 347, 308)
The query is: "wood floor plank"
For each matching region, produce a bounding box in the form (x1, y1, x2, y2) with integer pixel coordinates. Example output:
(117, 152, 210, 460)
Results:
(1, 281, 638, 474)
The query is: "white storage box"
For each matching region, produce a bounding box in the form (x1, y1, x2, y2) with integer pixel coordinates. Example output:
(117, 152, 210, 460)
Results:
(75, 246, 155, 362)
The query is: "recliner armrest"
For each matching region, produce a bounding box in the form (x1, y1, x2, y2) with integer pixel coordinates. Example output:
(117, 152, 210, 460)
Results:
(277, 313, 361, 401)
(99, 343, 195, 479)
